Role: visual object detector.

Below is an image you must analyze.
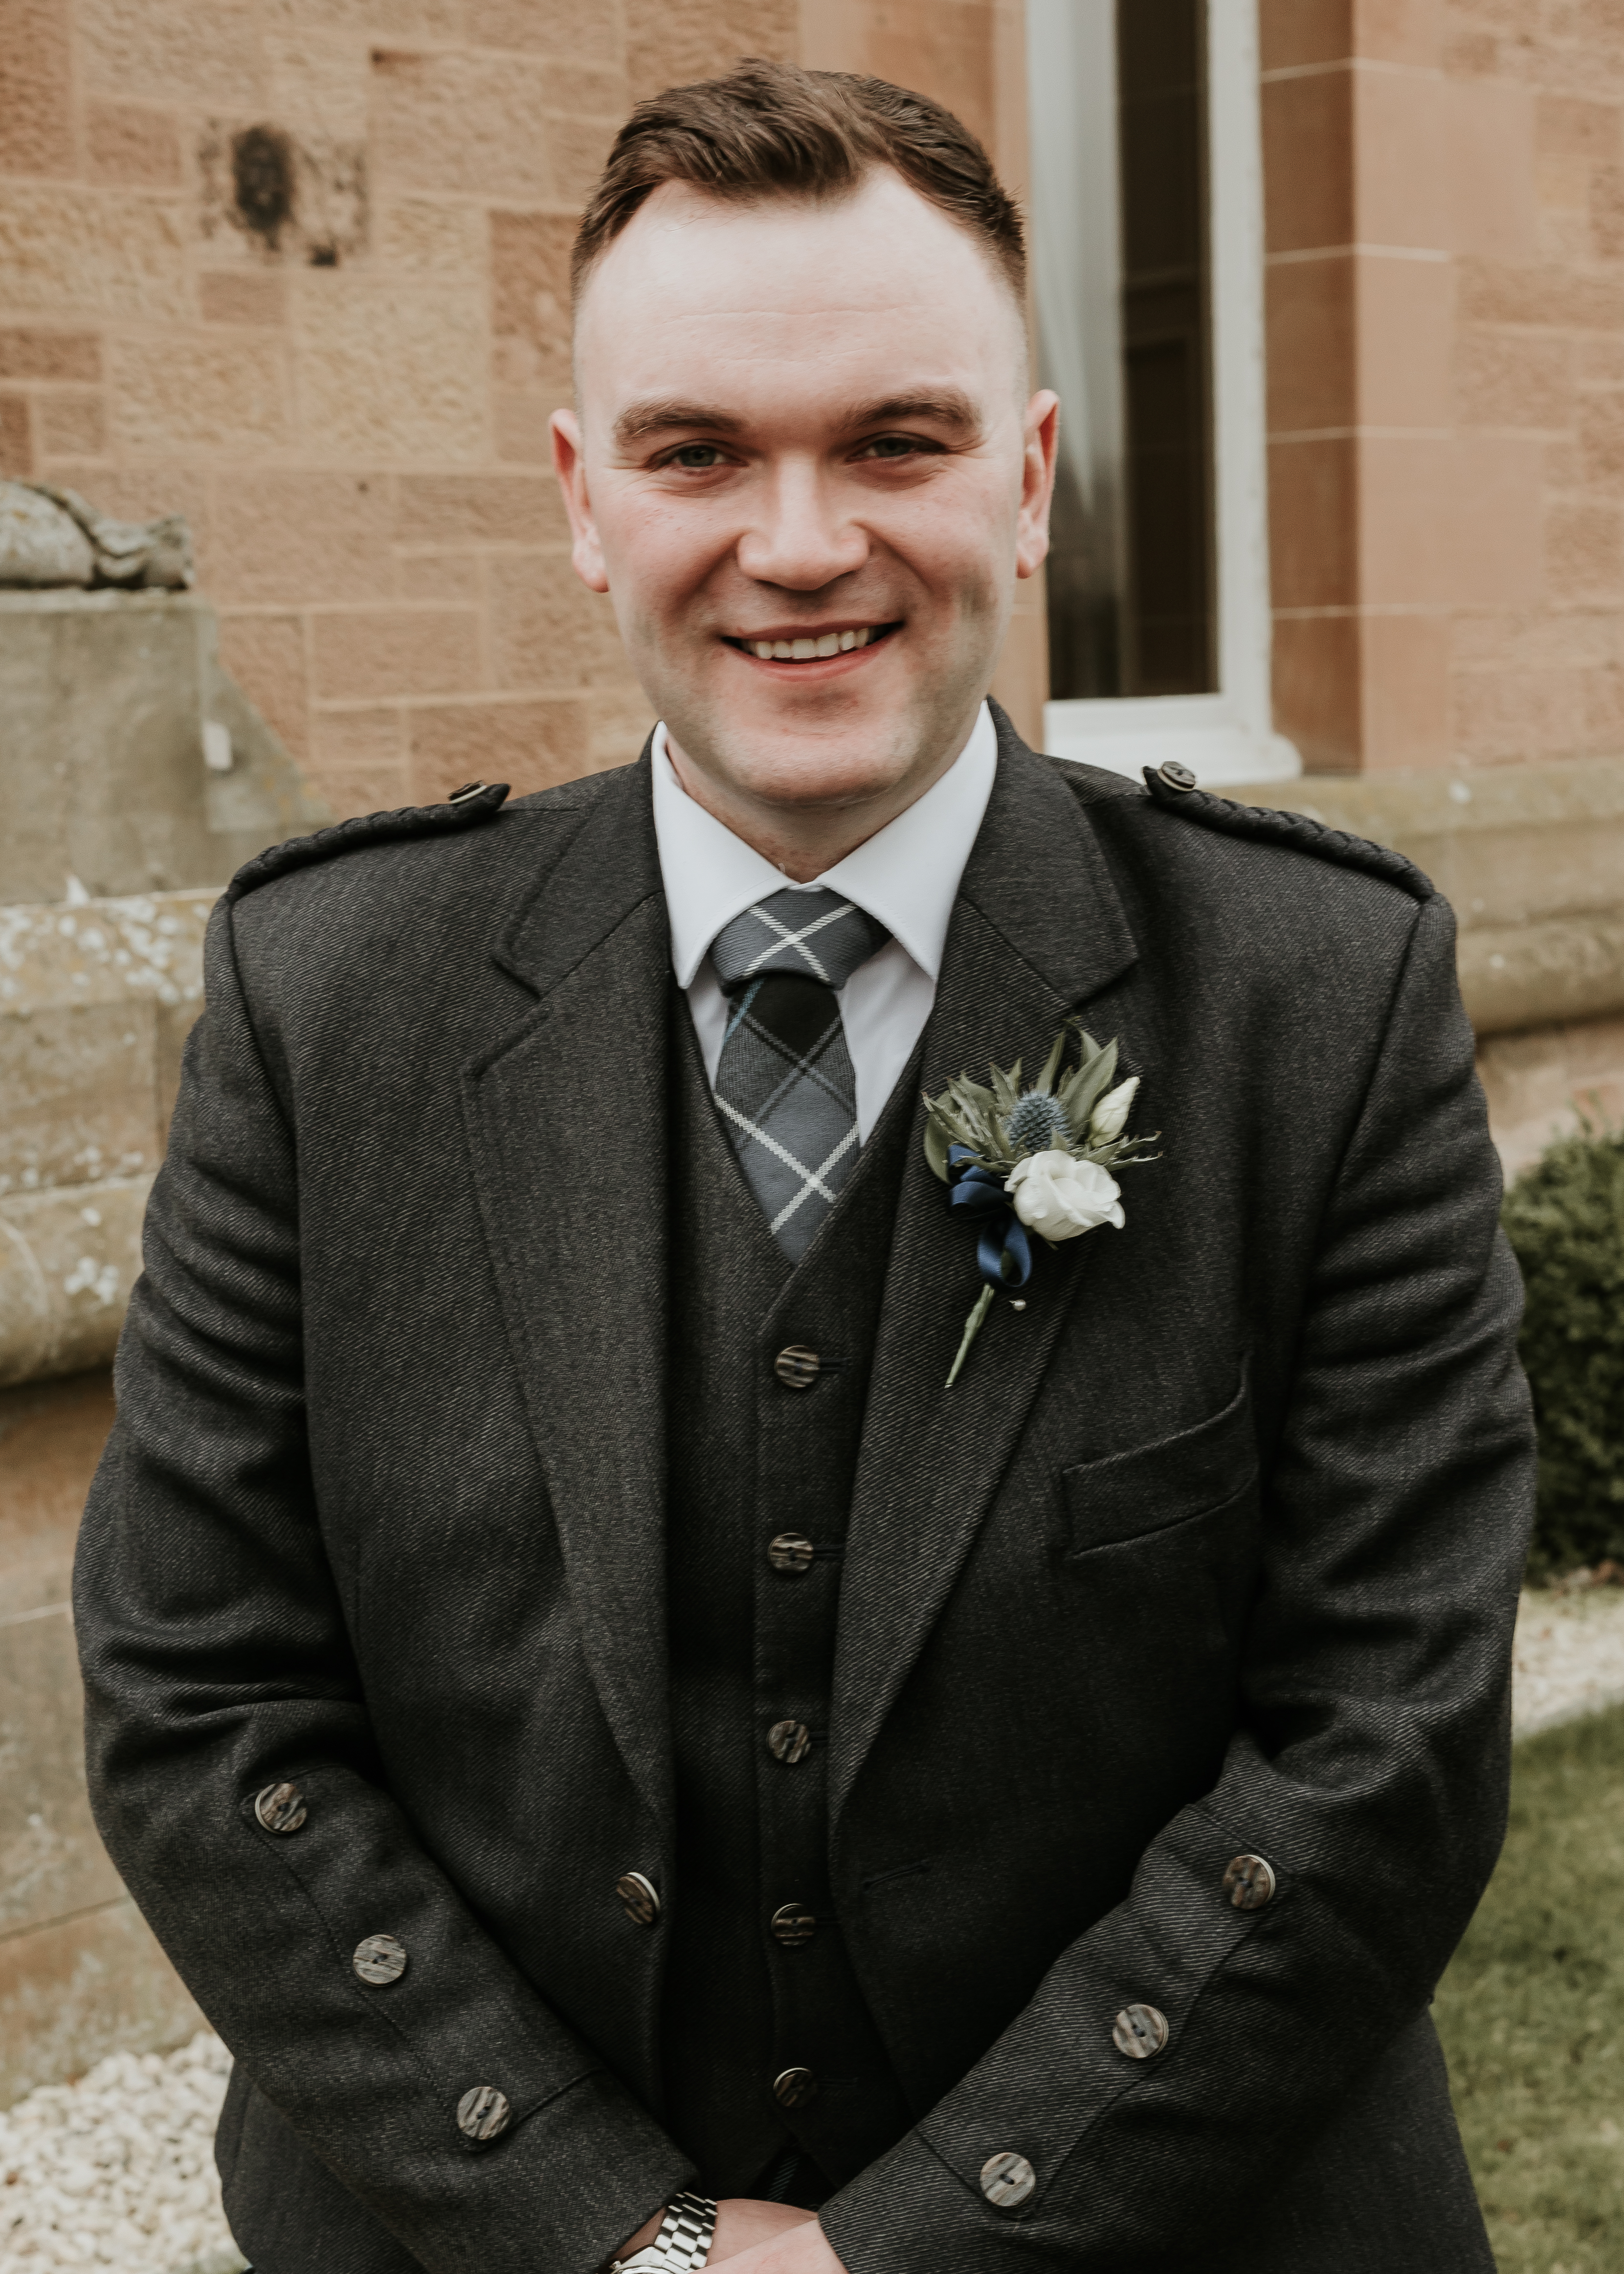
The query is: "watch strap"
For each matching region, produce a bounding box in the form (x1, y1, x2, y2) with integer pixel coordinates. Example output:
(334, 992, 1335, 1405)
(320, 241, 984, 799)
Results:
(612, 2192, 718, 2274)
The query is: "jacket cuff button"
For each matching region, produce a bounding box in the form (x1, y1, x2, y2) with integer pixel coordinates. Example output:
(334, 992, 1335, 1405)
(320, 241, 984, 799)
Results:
(456, 2086, 512, 2142)
(253, 1782, 307, 1834)
(1223, 1853, 1277, 1910)
(1112, 2003, 1170, 2059)
(980, 2152, 1035, 2207)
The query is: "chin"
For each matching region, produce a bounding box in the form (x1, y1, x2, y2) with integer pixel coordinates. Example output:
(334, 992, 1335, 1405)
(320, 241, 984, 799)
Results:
(731, 721, 926, 806)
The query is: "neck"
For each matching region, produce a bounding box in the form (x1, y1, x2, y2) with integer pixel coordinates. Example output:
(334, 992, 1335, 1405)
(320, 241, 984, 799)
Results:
(664, 714, 978, 881)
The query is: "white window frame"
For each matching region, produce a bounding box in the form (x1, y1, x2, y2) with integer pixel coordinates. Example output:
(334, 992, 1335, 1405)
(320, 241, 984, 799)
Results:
(1041, 0, 1300, 788)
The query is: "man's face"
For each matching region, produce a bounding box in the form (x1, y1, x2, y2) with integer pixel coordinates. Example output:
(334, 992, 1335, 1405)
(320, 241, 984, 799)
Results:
(554, 169, 1057, 838)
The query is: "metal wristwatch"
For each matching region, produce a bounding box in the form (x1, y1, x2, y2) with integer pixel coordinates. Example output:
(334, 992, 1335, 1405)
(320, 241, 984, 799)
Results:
(611, 2192, 718, 2274)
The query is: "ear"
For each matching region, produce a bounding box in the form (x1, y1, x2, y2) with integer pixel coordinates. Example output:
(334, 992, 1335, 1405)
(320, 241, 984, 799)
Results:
(550, 408, 610, 594)
(1015, 389, 1060, 582)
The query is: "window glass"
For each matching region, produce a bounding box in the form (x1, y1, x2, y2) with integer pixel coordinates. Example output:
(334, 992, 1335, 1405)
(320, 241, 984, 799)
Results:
(1027, 0, 1217, 699)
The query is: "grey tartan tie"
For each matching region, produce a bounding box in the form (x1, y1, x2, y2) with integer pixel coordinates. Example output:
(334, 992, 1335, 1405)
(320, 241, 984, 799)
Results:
(711, 886, 890, 1262)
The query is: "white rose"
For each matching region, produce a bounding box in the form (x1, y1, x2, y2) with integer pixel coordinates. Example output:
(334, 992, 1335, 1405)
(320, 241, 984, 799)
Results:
(1004, 1150, 1125, 1242)
(1089, 1075, 1139, 1142)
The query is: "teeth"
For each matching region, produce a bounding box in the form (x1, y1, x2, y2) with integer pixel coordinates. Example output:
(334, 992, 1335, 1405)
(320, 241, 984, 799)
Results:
(746, 625, 880, 659)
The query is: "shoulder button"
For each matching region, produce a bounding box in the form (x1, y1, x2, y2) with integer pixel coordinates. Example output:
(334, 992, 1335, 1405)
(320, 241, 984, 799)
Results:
(1158, 759, 1198, 792)
(445, 781, 489, 805)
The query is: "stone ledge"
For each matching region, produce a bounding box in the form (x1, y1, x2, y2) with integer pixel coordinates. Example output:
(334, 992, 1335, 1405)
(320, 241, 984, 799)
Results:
(1459, 913, 1624, 1034)
(1, 884, 210, 1389)
(0, 1900, 204, 2112)
(0, 1176, 155, 1389)
(1232, 752, 1624, 1036)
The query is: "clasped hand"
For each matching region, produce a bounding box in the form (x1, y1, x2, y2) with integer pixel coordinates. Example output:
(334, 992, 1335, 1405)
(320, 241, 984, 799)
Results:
(711, 2198, 845, 2271)
(620, 2198, 845, 2273)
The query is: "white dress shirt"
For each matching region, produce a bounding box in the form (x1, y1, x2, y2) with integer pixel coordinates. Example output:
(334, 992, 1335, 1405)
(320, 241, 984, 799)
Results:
(650, 703, 999, 1140)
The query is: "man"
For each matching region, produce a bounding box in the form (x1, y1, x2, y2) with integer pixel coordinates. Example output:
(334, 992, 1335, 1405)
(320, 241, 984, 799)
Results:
(76, 60, 1533, 2274)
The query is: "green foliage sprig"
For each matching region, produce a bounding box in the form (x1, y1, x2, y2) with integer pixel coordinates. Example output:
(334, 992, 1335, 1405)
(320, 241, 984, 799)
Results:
(923, 1020, 1157, 1181)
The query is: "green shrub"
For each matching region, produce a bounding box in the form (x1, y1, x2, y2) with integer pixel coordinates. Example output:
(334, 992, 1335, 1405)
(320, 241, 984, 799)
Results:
(1501, 1122, 1624, 1582)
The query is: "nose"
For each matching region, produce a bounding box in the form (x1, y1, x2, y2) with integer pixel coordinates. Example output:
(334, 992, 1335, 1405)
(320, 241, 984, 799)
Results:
(735, 455, 869, 591)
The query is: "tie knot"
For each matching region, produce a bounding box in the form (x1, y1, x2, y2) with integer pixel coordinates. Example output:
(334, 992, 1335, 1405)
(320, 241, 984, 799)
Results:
(711, 886, 888, 996)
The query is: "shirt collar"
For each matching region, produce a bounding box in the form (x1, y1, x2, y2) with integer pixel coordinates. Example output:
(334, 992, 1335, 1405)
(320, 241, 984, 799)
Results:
(651, 701, 999, 989)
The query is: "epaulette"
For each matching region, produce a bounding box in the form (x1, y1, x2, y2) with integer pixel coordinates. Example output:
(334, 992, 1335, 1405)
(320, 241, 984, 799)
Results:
(1142, 761, 1433, 901)
(224, 781, 511, 906)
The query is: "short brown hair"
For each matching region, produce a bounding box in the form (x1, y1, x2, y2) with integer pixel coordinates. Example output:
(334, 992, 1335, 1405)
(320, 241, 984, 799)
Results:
(571, 58, 1025, 308)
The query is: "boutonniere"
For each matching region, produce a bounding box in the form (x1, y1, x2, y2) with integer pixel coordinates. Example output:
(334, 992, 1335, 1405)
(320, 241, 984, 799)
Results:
(924, 1022, 1157, 1387)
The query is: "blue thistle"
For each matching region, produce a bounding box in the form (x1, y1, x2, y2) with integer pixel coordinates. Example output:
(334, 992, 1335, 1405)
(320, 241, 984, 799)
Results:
(1005, 1089, 1070, 1155)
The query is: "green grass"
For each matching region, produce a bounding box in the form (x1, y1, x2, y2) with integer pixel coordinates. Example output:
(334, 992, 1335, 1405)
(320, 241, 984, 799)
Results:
(1434, 1704, 1624, 2272)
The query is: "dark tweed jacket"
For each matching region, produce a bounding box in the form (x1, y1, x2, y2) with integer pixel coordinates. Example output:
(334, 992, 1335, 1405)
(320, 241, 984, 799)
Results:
(74, 713, 1534, 2274)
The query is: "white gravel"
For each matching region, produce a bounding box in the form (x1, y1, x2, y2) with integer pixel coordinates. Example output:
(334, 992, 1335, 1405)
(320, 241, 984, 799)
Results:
(1, 1593, 1621, 2270)
(0, 2033, 244, 2274)
(1511, 1581, 1624, 1737)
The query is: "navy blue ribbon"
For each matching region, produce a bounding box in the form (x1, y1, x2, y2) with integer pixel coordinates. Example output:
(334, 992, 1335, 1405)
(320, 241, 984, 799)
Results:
(947, 1145, 1033, 1291)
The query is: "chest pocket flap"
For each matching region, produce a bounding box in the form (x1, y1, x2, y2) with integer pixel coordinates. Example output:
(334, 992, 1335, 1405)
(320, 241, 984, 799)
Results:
(1063, 1369, 1256, 1556)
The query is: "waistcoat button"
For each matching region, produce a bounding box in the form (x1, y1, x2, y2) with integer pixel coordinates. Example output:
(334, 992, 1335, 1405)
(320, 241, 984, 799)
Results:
(1222, 1853, 1276, 1910)
(616, 1870, 661, 1927)
(253, 1781, 307, 1834)
(770, 1902, 818, 1947)
(767, 1719, 812, 1764)
(767, 1532, 815, 1574)
(980, 2151, 1036, 2208)
(1112, 2003, 1170, 2059)
(352, 1933, 408, 1984)
(456, 2085, 511, 2141)
(773, 1346, 820, 1390)
(773, 2066, 818, 2109)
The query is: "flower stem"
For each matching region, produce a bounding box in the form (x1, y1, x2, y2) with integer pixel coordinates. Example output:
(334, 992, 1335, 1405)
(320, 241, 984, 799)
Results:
(945, 1284, 996, 1389)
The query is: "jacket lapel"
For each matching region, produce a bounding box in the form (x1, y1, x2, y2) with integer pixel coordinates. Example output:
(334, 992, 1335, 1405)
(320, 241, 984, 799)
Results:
(829, 726, 1143, 1832)
(459, 757, 676, 1835)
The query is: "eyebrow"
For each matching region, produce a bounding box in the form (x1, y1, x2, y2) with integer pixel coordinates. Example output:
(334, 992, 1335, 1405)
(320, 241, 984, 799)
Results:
(612, 400, 746, 448)
(611, 388, 984, 452)
(845, 391, 981, 434)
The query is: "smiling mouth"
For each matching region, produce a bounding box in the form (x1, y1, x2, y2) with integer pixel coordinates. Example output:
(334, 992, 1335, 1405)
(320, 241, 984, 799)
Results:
(722, 622, 901, 662)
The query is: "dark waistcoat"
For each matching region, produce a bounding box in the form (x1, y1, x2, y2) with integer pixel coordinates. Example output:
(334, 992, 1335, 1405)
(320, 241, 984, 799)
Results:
(662, 988, 918, 2195)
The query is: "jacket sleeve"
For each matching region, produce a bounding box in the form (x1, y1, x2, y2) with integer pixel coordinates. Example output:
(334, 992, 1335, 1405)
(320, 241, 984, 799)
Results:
(72, 898, 695, 2274)
(820, 891, 1535, 2271)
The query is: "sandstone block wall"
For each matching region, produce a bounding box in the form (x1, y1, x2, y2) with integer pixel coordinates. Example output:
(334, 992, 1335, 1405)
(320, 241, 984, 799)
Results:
(0, 0, 802, 819)
(1261, 0, 1624, 777)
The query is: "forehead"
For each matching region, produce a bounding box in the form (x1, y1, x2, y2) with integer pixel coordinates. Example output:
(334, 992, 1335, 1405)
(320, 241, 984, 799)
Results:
(574, 170, 1023, 426)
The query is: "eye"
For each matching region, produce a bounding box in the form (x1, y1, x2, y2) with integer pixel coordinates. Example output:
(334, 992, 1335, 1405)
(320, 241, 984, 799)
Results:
(668, 443, 727, 470)
(858, 434, 932, 461)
